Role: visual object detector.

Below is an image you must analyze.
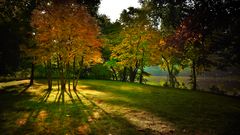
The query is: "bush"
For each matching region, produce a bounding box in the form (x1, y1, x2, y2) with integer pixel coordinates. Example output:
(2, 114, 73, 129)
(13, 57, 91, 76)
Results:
(86, 64, 112, 80)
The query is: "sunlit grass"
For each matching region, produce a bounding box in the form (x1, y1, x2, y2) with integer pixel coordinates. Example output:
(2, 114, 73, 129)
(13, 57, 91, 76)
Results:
(0, 80, 142, 135)
(0, 79, 240, 134)
(78, 80, 240, 134)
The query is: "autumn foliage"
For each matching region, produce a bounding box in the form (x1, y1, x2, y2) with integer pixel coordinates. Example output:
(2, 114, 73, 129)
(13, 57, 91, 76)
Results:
(31, 1, 102, 91)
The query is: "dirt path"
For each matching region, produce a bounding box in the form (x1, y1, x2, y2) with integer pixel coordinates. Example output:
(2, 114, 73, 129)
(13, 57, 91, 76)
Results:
(95, 103, 175, 135)
(123, 109, 175, 134)
(76, 88, 176, 134)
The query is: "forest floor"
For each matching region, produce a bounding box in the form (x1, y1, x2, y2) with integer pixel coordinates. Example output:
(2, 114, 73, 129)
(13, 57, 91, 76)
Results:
(0, 79, 240, 135)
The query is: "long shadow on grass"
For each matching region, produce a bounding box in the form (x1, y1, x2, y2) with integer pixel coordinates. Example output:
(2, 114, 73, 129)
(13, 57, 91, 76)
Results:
(0, 83, 30, 94)
(79, 81, 240, 135)
(39, 89, 52, 102)
(0, 84, 37, 134)
(72, 88, 160, 135)
(11, 87, 87, 134)
(1, 83, 152, 135)
(0, 84, 35, 113)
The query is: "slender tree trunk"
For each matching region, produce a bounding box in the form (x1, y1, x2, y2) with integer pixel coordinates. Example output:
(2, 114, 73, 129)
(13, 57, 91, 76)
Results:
(67, 62, 71, 91)
(122, 67, 127, 82)
(73, 63, 80, 90)
(44, 61, 47, 78)
(73, 56, 83, 90)
(111, 66, 117, 81)
(60, 68, 65, 103)
(139, 51, 145, 84)
(60, 70, 66, 90)
(167, 68, 174, 87)
(29, 60, 34, 86)
(170, 65, 175, 87)
(139, 60, 144, 84)
(58, 55, 65, 103)
(72, 57, 76, 90)
(57, 56, 60, 90)
(60, 68, 66, 90)
(139, 68, 143, 84)
(192, 60, 197, 90)
(47, 60, 52, 90)
(59, 56, 66, 91)
(162, 55, 175, 87)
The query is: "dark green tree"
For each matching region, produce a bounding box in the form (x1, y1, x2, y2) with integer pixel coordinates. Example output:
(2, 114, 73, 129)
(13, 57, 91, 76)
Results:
(0, 0, 36, 75)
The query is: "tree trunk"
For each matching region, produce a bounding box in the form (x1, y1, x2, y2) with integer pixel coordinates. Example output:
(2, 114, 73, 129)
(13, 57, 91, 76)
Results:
(72, 57, 76, 90)
(129, 67, 134, 82)
(60, 70, 66, 90)
(162, 55, 175, 88)
(111, 66, 117, 81)
(192, 60, 197, 90)
(139, 68, 143, 84)
(29, 60, 34, 86)
(73, 56, 84, 90)
(139, 51, 144, 84)
(122, 67, 127, 82)
(169, 66, 175, 88)
(57, 56, 60, 90)
(67, 62, 70, 91)
(60, 71, 65, 103)
(47, 60, 52, 90)
(129, 67, 138, 83)
(169, 73, 175, 87)
(59, 56, 66, 91)
(139, 61, 143, 84)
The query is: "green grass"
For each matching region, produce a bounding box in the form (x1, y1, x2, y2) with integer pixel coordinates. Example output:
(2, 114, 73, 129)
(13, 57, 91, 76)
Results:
(0, 80, 240, 135)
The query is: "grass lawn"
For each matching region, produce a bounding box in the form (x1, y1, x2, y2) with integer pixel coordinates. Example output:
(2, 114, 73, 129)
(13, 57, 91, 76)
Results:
(0, 80, 240, 135)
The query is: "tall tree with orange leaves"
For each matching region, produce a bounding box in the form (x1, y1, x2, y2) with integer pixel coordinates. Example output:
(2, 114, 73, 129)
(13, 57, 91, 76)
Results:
(31, 0, 101, 92)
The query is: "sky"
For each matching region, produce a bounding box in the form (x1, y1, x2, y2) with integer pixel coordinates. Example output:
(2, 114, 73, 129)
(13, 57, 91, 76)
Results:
(98, 0, 141, 22)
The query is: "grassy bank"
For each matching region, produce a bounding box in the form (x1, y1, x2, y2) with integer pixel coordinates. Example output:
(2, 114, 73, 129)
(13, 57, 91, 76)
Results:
(0, 80, 240, 134)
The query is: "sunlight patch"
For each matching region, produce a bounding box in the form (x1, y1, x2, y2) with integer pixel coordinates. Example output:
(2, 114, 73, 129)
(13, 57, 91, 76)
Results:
(120, 86, 144, 92)
(81, 89, 107, 96)
(16, 113, 30, 126)
(124, 110, 175, 134)
(0, 80, 29, 88)
(78, 85, 90, 89)
(95, 103, 176, 134)
(77, 124, 90, 135)
(37, 110, 48, 121)
(88, 111, 101, 122)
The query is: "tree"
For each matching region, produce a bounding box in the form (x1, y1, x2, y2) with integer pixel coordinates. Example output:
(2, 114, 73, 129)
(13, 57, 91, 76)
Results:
(142, 0, 240, 90)
(138, 0, 186, 87)
(31, 1, 101, 91)
(101, 21, 123, 80)
(139, 0, 187, 29)
(0, 0, 36, 75)
(111, 7, 158, 83)
(166, 0, 240, 90)
(150, 37, 187, 88)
